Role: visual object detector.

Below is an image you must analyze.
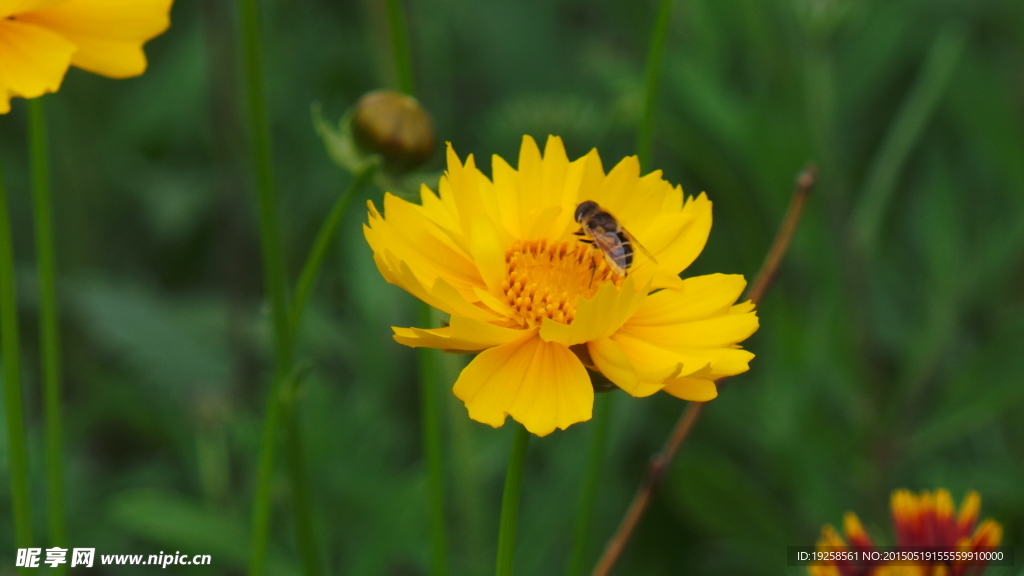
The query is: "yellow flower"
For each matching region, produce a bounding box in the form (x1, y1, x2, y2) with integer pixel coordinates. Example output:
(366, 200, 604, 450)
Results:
(364, 135, 758, 436)
(0, 0, 172, 113)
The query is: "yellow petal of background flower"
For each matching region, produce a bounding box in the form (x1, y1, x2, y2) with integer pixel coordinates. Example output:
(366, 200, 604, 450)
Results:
(453, 333, 593, 436)
(0, 18, 75, 113)
(16, 0, 172, 79)
(662, 376, 719, 401)
(393, 315, 525, 351)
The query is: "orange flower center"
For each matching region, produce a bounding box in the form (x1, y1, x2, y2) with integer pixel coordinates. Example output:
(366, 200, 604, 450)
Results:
(502, 239, 623, 328)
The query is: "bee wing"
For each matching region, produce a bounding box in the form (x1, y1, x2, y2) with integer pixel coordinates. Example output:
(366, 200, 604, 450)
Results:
(590, 229, 630, 275)
(620, 227, 659, 265)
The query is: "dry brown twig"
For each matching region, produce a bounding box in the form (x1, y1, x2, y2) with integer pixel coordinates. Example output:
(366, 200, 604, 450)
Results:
(590, 165, 817, 576)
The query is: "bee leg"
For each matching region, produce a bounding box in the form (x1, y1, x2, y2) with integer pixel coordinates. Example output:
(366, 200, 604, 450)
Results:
(572, 229, 586, 236)
(578, 238, 593, 244)
(589, 260, 596, 288)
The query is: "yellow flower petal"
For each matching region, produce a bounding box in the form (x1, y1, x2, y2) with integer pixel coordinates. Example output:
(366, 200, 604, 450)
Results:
(0, 18, 75, 113)
(620, 306, 759, 349)
(607, 331, 688, 383)
(469, 215, 507, 295)
(365, 194, 485, 296)
(584, 156, 672, 238)
(539, 275, 647, 346)
(635, 192, 713, 277)
(628, 274, 747, 326)
(661, 377, 718, 401)
(588, 337, 664, 397)
(491, 135, 578, 241)
(393, 314, 525, 351)
(371, 250, 497, 323)
(445, 145, 497, 241)
(0, 0, 66, 19)
(612, 291, 757, 383)
(453, 333, 592, 436)
(16, 0, 172, 79)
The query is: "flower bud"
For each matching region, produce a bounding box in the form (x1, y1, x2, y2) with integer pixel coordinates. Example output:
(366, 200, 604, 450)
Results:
(352, 90, 435, 173)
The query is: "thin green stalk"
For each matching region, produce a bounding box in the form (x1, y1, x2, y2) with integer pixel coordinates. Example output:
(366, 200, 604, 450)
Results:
(384, 0, 416, 94)
(236, 1, 316, 575)
(852, 25, 967, 252)
(289, 166, 376, 335)
(0, 159, 34, 570)
(495, 424, 530, 576)
(284, 392, 321, 576)
(419, 303, 448, 576)
(28, 98, 66, 568)
(565, 393, 613, 576)
(637, 0, 674, 171)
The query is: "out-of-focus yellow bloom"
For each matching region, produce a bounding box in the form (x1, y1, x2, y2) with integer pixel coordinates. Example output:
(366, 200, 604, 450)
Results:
(809, 489, 1004, 576)
(0, 0, 172, 113)
(364, 135, 758, 436)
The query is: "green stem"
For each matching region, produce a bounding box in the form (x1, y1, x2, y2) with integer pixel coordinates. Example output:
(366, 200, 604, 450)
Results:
(28, 98, 66, 569)
(0, 157, 34, 570)
(284, 387, 321, 576)
(637, 0, 674, 172)
(419, 303, 448, 576)
(565, 393, 613, 576)
(289, 167, 375, 336)
(237, 1, 314, 575)
(495, 424, 530, 576)
(384, 0, 416, 94)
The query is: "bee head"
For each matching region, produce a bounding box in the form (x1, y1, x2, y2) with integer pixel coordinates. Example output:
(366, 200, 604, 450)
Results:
(574, 201, 600, 224)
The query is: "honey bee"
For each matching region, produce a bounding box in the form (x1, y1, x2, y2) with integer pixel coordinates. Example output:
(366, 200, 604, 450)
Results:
(573, 200, 657, 276)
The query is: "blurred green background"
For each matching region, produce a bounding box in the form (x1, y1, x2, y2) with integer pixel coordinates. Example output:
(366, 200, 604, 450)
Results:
(1, 0, 1023, 574)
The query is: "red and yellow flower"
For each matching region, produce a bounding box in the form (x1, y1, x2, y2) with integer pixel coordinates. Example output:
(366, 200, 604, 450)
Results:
(810, 489, 1004, 576)
(364, 135, 758, 435)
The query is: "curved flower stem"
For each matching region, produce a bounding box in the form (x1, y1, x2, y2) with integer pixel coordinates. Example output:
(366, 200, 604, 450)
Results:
(0, 161, 34, 563)
(289, 166, 376, 336)
(28, 98, 66, 567)
(495, 424, 530, 576)
(237, 1, 320, 575)
(384, 0, 416, 95)
(637, 0, 674, 171)
(419, 304, 449, 576)
(590, 165, 817, 576)
(565, 393, 613, 576)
